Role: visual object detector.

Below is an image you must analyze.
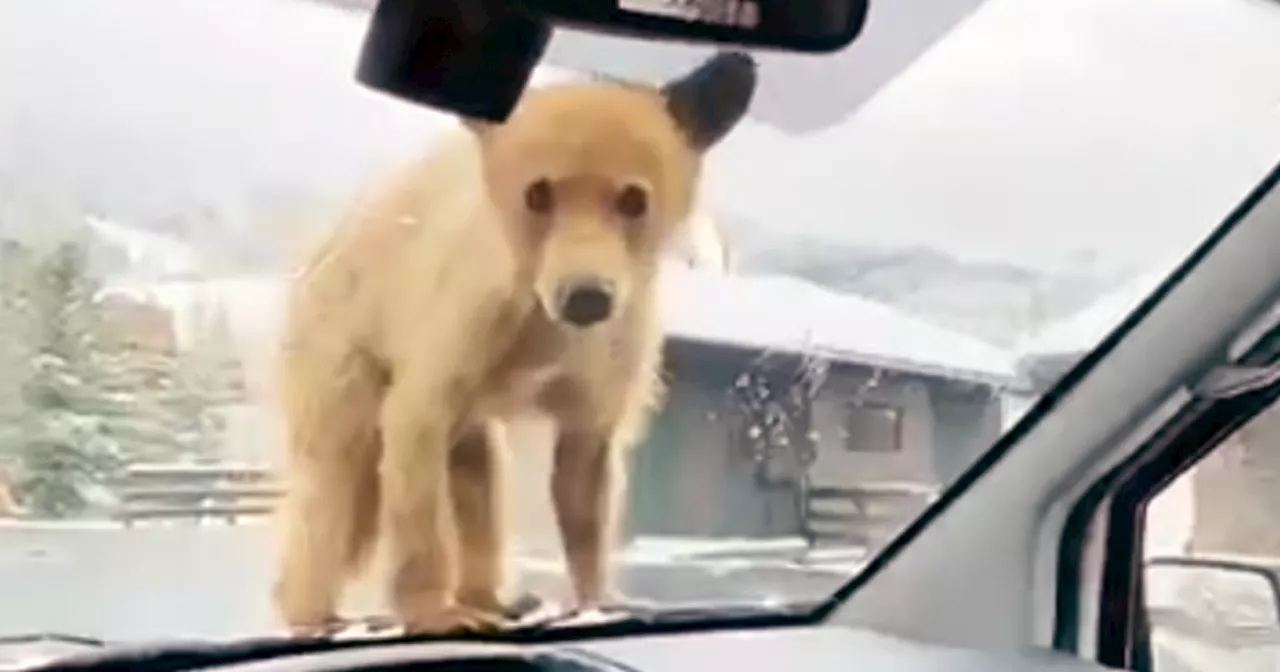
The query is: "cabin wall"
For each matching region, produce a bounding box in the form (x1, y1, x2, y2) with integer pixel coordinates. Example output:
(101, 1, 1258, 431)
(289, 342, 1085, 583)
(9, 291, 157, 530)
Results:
(626, 344, 778, 538)
(807, 371, 936, 488)
(626, 341, 1005, 539)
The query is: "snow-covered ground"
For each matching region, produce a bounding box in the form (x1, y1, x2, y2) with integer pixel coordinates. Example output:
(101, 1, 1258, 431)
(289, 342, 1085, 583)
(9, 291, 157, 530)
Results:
(0, 521, 858, 642)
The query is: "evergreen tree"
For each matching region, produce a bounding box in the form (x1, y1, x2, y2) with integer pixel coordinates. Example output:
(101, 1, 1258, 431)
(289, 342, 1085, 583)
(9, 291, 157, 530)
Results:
(0, 240, 36, 482)
(94, 294, 246, 464)
(167, 302, 241, 461)
(0, 201, 252, 514)
(95, 343, 189, 463)
(9, 239, 123, 517)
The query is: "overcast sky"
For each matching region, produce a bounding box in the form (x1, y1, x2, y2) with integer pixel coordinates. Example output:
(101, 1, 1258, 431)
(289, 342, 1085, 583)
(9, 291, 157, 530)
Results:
(698, 0, 1280, 275)
(1, 0, 1279, 277)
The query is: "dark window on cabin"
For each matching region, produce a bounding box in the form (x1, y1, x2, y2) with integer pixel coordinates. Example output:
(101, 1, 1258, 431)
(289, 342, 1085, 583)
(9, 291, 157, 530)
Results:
(842, 402, 903, 453)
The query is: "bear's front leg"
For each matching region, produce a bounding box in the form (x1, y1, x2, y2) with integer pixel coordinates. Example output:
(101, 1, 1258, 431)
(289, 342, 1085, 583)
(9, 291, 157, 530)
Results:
(379, 378, 505, 635)
(450, 422, 509, 617)
(551, 428, 628, 610)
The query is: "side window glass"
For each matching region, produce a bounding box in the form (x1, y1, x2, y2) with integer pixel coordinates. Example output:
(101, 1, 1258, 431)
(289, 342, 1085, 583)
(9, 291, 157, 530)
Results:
(1143, 401, 1280, 672)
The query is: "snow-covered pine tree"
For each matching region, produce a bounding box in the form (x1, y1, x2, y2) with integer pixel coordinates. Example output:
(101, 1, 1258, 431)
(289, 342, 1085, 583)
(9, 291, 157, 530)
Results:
(95, 342, 190, 464)
(167, 301, 245, 461)
(11, 237, 124, 517)
(0, 240, 36, 485)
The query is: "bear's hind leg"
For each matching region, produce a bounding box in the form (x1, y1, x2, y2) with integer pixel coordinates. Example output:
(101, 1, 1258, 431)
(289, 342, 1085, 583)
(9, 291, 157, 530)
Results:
(273, 356, 383, 634)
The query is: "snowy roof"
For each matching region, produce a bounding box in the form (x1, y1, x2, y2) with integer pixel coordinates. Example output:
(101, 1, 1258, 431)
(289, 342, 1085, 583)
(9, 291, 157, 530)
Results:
(101, 266, 1017, 388)
(659, 264, 1016, 386)
(1015, 264, 1177, 359)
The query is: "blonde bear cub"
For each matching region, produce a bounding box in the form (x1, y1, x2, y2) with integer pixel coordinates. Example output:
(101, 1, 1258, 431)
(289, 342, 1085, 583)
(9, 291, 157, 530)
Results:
(272, 51, 758, 635)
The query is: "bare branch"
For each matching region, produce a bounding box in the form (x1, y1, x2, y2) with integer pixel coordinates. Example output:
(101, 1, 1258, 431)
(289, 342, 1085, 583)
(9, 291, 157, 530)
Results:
(722, 336, 834, 481)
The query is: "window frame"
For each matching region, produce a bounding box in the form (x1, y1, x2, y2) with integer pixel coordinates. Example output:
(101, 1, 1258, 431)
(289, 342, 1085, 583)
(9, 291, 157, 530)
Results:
(1057, 324, 1280, 671)
(840, 399, 905, 454)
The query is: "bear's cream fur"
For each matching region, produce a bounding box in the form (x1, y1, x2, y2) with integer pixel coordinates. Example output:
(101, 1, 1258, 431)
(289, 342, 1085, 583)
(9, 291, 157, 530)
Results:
(272, 52, 756, 635)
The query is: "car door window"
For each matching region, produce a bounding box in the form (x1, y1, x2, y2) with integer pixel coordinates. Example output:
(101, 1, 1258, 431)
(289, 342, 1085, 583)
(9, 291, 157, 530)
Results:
(1144, 397, 1280, 672)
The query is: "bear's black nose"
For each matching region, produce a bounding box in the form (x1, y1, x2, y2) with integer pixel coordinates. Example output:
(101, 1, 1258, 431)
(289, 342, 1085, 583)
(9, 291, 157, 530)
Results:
(559, 282, 613, 327)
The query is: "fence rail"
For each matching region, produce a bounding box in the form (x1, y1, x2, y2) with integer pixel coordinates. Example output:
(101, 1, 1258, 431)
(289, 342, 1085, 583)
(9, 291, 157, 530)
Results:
(112, 462, 281, 526)
(109, 462, 938, 544)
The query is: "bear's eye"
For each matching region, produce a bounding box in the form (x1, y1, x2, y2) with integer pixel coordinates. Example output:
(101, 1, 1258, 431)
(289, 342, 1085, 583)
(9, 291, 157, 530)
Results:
(615, 184, 648, 220)
(525, 179, 554, 215)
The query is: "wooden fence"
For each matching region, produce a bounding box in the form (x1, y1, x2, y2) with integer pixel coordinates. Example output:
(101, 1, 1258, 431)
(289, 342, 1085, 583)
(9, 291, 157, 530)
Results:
(113, 462, 282, 526)
(109, 461, 937, 549)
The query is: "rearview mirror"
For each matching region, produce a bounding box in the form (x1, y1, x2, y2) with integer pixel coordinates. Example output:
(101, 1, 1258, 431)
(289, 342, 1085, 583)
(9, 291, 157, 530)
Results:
(356, 0, 553, 122)
(355, 0, 869, 123)
(1145, 556, 1280, 642)
(523, 0, 869, 53)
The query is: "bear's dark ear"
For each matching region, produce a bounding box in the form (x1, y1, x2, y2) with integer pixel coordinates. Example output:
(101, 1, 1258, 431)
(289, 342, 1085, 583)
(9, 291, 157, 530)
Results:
(661, 51, 758, 151)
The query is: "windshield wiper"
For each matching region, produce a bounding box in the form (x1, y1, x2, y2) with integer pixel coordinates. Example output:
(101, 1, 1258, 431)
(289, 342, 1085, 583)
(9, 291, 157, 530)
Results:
(329, 599, 819, 637)
(0, 634, 106, 672)
(510, 599, 819, 633)
(19, 602, 818, 672)
(0, 634, 105, 649)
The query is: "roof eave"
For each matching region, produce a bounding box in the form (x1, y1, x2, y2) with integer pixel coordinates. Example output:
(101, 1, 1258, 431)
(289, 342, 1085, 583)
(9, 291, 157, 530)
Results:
(668, 332, 1020, 390)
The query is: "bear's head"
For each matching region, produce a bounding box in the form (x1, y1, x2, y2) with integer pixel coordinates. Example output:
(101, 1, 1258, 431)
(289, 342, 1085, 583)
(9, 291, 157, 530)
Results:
(467, 51, 757, 329)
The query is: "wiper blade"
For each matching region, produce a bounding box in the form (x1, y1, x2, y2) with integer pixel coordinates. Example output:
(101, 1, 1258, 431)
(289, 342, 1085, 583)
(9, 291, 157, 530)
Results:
(19, 601, 817, 672)
(0, 635, 105, 649)
(514, 600, 818, 632)
(326, 598, 817, 638)
(0, 634, 106, 672)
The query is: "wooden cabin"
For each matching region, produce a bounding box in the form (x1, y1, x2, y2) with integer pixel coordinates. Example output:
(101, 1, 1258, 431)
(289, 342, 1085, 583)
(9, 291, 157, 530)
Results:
(625, 266, 1017, 545)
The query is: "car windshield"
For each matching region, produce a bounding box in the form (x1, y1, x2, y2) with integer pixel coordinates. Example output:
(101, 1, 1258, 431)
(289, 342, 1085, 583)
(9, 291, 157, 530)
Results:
(1, 0, 1279, 646)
